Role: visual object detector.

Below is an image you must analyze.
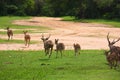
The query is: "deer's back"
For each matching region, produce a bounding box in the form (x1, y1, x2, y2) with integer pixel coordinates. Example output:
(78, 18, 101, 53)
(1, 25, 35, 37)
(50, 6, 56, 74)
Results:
(74, 44, 81, 50)
(56, 43, 65, 50)
(25, 35, 30, 40)
(44, 40, 53, 48)
(7, 30, 13, 36)
(107, 52, 118, 62)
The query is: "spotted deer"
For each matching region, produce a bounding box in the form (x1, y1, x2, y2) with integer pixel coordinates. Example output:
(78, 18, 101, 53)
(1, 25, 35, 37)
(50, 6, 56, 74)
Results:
(6, 27, 13, 40)
(55, 39, 65, 58)
(23, 31, 31, 47)
(41, 34, 54, 58)
(73, 43, 81, 56)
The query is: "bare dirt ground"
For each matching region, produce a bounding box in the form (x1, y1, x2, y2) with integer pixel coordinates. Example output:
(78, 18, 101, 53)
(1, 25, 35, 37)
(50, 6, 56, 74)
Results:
(1, 17, 120, 50)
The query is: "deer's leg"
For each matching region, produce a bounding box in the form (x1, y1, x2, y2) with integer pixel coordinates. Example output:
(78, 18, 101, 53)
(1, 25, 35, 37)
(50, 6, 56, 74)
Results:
(25, 39, 27, 46)
(11, 36, 13, 40)
(79, 49, 80, 55)
(56, 50, 58, 58)
(45, 48, 47, 56)
(114, 60, 118, 69)
(28, 39, 30, 47)
(49, 47, 53, 58)
(110, 62, 113, 69)
(60, 50, 63, 58)
(8, 34, 10, 40)
(75, 50, 77, 56)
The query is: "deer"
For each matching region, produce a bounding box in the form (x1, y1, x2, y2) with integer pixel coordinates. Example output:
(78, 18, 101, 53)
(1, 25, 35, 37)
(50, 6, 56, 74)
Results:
(106, 33, 120, 69)
(55, 39, 65, 58)
(104, 50, 120, 69)
(73, 43, 81, 56)
(107, 33, 120, 55)
(6, 27, 13, 40)
(41, 34, 54, 58)
(23, 31, 31, 47)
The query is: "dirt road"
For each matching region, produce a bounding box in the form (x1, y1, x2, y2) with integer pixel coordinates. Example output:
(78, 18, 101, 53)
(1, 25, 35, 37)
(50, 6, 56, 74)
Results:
(1, 17, 120, 50)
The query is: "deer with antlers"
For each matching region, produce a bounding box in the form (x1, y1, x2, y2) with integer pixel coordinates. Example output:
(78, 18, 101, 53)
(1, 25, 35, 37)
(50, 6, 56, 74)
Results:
(23, 31, 31, 47)
(107, 33, 120, 55)
(6, 27, 13, 40)
(73, 43, 81, 56)
(106, 33, 120, 69)
(41, 34, 54, 58)
(55, 39, 65, 58)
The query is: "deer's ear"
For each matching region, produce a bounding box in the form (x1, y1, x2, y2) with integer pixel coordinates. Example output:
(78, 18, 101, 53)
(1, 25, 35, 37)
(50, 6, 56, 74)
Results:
(73, 43, 76, 46)
(41, 38, 44, 40)
(45, 38, 49, 40)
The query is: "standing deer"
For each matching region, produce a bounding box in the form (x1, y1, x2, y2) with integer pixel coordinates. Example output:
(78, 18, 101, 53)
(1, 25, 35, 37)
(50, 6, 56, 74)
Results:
(107, 33, 120, 55)
(41, 34, 54, 58)
(106, 33, 120, 69)
(55, 39, 65, 58)
(23, 31, 31, 47)
(73, 43, 81, 56)
(6, 27, 13, 40)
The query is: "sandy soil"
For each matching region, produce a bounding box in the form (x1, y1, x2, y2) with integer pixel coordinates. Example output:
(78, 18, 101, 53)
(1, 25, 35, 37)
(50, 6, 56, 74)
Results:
(0, 17, 120, 50)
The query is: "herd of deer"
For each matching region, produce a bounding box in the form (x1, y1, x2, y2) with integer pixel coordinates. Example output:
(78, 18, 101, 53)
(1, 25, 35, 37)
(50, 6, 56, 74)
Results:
(6, 27, 120, 69)
(6, 27, 81, 58)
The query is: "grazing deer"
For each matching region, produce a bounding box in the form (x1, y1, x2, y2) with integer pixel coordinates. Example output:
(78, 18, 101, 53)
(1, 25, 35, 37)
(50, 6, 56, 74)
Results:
(41, 34, 54, 58)
(55, 39, 65, 58)
(6, 27, 13, 40)
(23, 31, 31, 47)
(105, 51, 119, 69)
(73, 43, 81, 56)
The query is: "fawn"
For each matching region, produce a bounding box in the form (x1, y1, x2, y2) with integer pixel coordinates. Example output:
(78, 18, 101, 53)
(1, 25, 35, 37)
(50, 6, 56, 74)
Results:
(55, 39, 65, 58)
(6, 27, 13, 40)
(73, 43, 81, 56)
(23, 31, 31, 47)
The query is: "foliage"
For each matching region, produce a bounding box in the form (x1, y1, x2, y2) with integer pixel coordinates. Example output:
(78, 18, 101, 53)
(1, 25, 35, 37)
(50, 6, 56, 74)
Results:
(0, 50, 120, 80)
(62, 16, 120, 28)
(0, 16, 51, 30)
(0, 0, 120, 19)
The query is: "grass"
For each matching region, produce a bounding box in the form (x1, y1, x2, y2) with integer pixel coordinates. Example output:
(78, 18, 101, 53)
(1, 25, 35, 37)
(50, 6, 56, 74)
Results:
(0, 50, 119, 80)
(0, 16, 51, 30)
(62, 16, 120, 28)
(0, 38, 38, 44)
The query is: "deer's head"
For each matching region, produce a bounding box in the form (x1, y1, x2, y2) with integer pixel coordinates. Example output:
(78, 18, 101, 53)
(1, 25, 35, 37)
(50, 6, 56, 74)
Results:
(6, 27, 10, 30)
(55, 39, 59, 44)
(41, 33, 51, 42)
(107, 33, 120, 47)
(23, 31, 28, 35)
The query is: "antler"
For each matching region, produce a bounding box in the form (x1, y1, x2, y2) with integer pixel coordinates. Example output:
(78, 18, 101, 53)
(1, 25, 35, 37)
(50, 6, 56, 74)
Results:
(112, 38, 120, 44)
(46, 34, 51, 40)
(107, 32, 120, 45)
(107, 32, 111, 45)
(41, 33, 44, 38)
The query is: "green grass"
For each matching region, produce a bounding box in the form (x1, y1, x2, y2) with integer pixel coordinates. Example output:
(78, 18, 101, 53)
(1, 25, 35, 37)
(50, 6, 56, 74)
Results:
(0, 38, 38, 44)
(0, 16, 51, 30)
(0, 50, 119, 80)
(62, 16, 120, 28)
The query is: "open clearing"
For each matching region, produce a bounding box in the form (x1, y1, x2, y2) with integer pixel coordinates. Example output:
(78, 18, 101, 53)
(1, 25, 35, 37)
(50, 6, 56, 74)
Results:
(0, 17, 120, 50)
